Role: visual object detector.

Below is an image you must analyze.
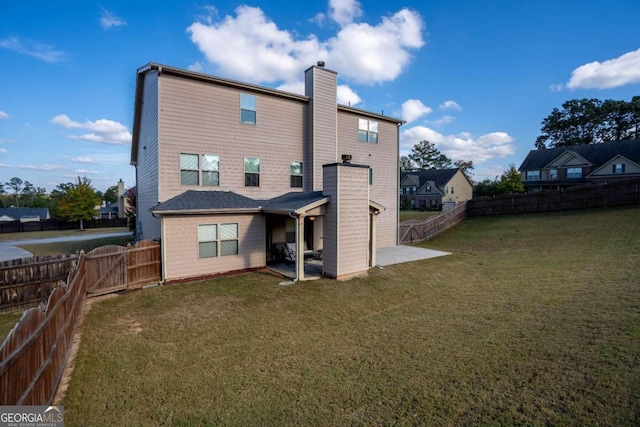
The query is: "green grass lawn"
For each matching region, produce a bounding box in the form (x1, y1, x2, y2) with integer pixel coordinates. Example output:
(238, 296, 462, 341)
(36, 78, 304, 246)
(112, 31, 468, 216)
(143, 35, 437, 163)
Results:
(399, 210, 441, 222)
(63, 206, 640, 426)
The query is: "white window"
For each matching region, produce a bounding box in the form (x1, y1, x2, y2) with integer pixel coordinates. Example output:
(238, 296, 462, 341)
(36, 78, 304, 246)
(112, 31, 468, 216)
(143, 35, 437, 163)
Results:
(358, 118, 378, 143)
(240, 94, 256, 125)
(566, 167, 582, 178)
(181, 154, 219, 186)
(198, 224, 217, 258)
(180, 153, 199, 186)
(244, 157, 260, 187)
(290, 162, 303, 188)
(202, 155, 219, 186)
(613, 164, 625, 174)
(220, 223, 239, 256)
(526, 170, 541, 180)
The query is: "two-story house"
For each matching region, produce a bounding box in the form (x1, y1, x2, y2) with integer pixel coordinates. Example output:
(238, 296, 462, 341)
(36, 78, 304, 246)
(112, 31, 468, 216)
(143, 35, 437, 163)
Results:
(518, 139, 640, 192)
(131, 62, 403, 282)
(400, 168, 473, 210)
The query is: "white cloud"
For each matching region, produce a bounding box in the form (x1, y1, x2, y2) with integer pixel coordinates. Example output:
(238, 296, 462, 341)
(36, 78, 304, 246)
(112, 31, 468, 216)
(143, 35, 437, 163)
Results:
(100, 8, 127, 30)
(72, 156, 93, 163)
(51, 114, 132, 144)
(0, 111, 8, 119)
(19, 164, 66, 171)
(439, 100, 461, 111)
(567, 48, 640, 90)
(401, 126, 515, 163)
(399, 99, 432, 123)
(429, 115, 455, 126)
(187, 3, 424, 86)
(329, 0, 362, 27)
(0, 37, 67, 63)
(75, 169, 99, 174)
(0, 163, 10, 168)
(0, 148, 7, 154)
(337, 85, 361, 106)
(549, 83, 564, 92)
(276, 81, 305, 95)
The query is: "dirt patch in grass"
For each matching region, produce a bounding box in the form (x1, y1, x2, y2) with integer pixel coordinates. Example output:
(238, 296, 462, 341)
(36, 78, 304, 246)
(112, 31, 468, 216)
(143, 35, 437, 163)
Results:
(63, 206, 640, 426)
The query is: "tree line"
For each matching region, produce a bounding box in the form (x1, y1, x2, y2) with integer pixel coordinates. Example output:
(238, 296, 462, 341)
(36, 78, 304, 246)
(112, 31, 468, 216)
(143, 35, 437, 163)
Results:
(0, 176, 126, 228)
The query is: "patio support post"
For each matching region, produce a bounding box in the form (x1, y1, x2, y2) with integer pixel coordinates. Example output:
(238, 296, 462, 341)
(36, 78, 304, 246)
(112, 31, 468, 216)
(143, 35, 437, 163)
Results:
(296, 214, 305, 281)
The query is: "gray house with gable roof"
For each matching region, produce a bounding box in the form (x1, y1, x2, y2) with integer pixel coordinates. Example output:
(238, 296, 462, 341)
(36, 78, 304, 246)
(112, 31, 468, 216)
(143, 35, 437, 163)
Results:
(518, 139, 640, 192)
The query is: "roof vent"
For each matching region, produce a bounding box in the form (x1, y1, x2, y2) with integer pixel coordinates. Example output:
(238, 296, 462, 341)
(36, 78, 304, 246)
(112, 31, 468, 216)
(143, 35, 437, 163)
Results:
(317, 61, 325, 68)
(341, 154, 352, 164)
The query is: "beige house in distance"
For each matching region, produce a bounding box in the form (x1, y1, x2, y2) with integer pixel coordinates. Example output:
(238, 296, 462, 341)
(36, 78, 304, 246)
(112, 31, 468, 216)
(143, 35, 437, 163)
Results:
(131, 62, 403, 282)
(400, 168, 473, 210)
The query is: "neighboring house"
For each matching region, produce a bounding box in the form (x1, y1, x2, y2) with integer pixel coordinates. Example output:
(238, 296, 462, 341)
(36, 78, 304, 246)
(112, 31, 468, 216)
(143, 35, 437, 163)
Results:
(96, 179, 131, 219)
(131, 62, 403, 282)
(0, 207, 50, 222)
(519, 139, 640, 192)
(400, 168, 473, 210)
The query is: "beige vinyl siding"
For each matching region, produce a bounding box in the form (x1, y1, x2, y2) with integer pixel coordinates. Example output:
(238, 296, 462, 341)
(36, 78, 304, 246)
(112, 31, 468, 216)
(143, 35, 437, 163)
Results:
(306, 67, 338, 190)
(337, 111, 399, 248)
(442, 170, 473, 203)
(136, 71, 161, 240)
(157, 74, 305, 202)
(336, 166, 370, 277)
(591, 156, 640, 176)
(162, 214, 265, 281)
(322, 167, 338, 277)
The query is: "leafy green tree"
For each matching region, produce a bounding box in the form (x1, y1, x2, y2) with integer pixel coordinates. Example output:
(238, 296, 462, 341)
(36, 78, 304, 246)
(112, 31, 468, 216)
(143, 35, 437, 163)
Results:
(21, 182, 48, 207)
(58, 177, 101, 230)
(103, 185, 119, 204)
(5, 177, 23, 207)
(535, 97, 640, 149)
(454, 159, 475, 181)
(48, 182, 73, 219)
(473, 178, 500, 197)
(399, 155, 415, 172)
(409, 140, 453, 170)
(498, 163, 524, 194)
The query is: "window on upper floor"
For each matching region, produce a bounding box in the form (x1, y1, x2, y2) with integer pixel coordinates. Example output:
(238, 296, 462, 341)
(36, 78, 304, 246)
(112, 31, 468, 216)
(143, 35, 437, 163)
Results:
(181, 153, 219, 186)
(358, 118, 378, 143)
(240, 94, 256, 125)
(526, 170, 541, 180)
(180, 153, 199, 186)
(290, 162, 303, 188)
(198, 224, 217, 258)
(244, 157, 260, 187)
(202, 155, 220, 186)
(451, 186, 454, 194)
(613, 163, 625, 174)
(566, 167, 582, 178)
(549, 169, 557, 180)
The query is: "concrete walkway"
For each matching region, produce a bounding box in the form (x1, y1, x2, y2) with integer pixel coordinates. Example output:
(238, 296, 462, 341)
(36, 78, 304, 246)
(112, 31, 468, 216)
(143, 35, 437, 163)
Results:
(376, 245, 450, 267)
(0, 246, 33, 262)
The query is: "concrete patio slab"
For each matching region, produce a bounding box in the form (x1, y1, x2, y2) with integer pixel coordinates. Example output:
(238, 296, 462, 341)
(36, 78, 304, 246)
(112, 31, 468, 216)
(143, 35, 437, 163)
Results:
(376, 245, 450, 267)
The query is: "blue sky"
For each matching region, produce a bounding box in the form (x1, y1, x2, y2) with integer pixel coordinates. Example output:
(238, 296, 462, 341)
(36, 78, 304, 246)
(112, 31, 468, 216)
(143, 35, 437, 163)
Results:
(1, 0, 639, 193)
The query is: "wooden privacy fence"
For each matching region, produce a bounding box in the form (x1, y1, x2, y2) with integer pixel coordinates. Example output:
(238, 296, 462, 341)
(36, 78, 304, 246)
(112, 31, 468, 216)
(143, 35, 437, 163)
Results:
(0, 240, 161, 405)
(399, 202, 467, 243)
(0, 255, 78, 312)
(467, 178, 640, 216)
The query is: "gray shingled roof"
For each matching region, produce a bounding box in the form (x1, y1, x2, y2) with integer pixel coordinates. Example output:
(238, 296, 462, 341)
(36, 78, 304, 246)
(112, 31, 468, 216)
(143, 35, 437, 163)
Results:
(0, 208, 50, 220)
(519, 139, 640, 171)
(262, 191, 327, 212)
(401, 168, 460, 188)
(151, 190, 261, 213)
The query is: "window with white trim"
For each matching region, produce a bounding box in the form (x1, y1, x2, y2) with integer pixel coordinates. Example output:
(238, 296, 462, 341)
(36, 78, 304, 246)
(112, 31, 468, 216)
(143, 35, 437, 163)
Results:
(290, 162, 303, 188)
(526, 170, 541, 180)
(358, 118, 378, 143)
(220, 223, 239, 256)
(180, 153, 199, 185)
(244, 157, 260, 187)
(566, 167, 582, 178)
(240, 94, 256, 125)
(613, 163, 625, 174)
(198, 224, 217, 258)
(202, 155, 220, 186)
